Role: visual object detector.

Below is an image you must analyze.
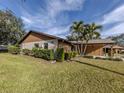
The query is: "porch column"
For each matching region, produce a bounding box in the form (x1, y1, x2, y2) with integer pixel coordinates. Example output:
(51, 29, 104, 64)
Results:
(105, 48, 106, 56)
(75, 45, 78, 53)
(111, 47, 113, 57)
(77, 44, 80, 54)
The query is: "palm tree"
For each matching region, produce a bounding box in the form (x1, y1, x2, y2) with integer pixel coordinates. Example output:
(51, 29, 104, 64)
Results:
(67, 21, 102, 55)
(70, 21, 84, 40)
(83, 23, 102, 55)
(66, 35, 76, 41)
(69, 21, 85, 54)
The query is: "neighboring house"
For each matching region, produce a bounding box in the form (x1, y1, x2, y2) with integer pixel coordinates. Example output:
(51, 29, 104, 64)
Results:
(112, 45, 124, 54)
(19, 30, 116, 56)
(71, 39, 115, 56)
(19, 31, 72, 52)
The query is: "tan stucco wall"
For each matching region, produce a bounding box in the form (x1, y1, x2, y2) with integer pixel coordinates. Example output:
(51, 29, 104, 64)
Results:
(21, 40, 58, 50)
(58, 41, 72, 52)
(20, 32, 72, 51)
(21, 32, 58, 50)
(86, 44, 104, 56)
(73, 43, 106, 56)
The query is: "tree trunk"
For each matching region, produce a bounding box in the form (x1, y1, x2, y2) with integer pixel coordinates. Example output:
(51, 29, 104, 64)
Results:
(80, 44, 84, 55)
(80, 44, 82, 55)
(83, 40, 88, 55)
(77, 44, 80, 54)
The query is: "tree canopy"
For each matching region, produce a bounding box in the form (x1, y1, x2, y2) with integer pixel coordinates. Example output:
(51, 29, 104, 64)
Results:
(0, 10, 25, 45)
(67, 21, 102, 41)
(67, 21, 102, 55)
(107, 34, 124, 46)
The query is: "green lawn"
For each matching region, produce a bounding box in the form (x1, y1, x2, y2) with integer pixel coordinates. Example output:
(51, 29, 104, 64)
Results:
(0, 53, 124, 93)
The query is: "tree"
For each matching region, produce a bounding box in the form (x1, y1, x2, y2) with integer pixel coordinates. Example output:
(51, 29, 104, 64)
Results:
(67, 21, 102, 55)
(66, 35, 76, 41)
(83, 23, 102, 55)
(68, 21, 85, 53)
(0, 10, 25, 45)
(107, 34, 124, 46)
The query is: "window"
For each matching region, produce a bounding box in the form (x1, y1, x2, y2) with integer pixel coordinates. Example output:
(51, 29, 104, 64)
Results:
(34, 43, 39, 48)
(50, 41, 54, 44)
(44, 43, 48, 49)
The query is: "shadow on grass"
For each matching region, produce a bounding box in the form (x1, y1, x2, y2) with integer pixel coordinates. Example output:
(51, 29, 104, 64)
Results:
(72, 60, 124, 76)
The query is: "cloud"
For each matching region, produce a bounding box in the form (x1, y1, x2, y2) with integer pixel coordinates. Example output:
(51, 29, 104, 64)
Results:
(101, 4, 124, 25)
(21, 16, 32, 24)
(46, 0, 85, 17)
(20, 8, 55, 29)
(99, 4, 124, 37)
(46, 25, 70, 38)
(102, 23, 124, 37)
(20, 0, 85, 38)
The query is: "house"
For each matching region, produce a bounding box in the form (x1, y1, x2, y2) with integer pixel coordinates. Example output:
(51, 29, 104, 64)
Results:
(19, 31, 72, 52)
(71, 39, 115, 56)
(19, 30, 115, 56)
(112, 45, 124, 54)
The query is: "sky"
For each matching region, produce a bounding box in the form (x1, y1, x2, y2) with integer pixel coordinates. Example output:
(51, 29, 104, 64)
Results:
(0, 0, 124, 38)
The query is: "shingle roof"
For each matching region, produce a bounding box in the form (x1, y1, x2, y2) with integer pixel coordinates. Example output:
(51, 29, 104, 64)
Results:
(113, 45, 124, 49)
(19, 30, 72, 44)
(19, 30, 115, 45)
(103, 45, 113, 48)
(70, 39, 115, 44)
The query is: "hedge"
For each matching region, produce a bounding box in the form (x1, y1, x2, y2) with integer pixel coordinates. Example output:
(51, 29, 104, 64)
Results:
(8, 45, 20, 54)
(32, 48, 77, 61)
(55, 48, 65, 62)
(32, 48, 54, 60)
(84, 55, 123, 61)
(22, 49, 33, 56)
(65, 52, 71, 60)
(65, 52, 77, 60)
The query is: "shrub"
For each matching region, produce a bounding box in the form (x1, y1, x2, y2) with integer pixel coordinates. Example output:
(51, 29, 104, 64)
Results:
(8, 45, 20, 54)
(72, 52, 77, 58)
(55, 48, 65, 62)
(22, 49, 30, 55)
(22, 49, 33, 56)
(83, 55, 93, 59)
(110, 58, 123, 61)
(94, 56, 123, 61)
(65, 52, 71, 60)
(49, 49, 54, 60)
(65, 52, 77, 60)
(32, 48, 54, 60)
(120, 51, 124, 54)
(32, 48, 40, 57)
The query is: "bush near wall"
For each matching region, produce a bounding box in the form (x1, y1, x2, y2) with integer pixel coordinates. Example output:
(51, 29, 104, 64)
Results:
(72, 52, 77, 58)
(65, 52, 77, 60)
(22, 48, 77, 62)
(22, 49, 33, 56)
(83, 55, 94, 59)
(55, 48, 65, 62)
(65, 52, 71, 60)
(8, 45, 20, 54)
(32, 48, 77, 62)
(32, 48, 54, 60)
(83, 55, 123, 61)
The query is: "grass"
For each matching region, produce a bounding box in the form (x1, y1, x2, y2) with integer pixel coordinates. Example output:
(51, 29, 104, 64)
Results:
(0, 53, 124, 93)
